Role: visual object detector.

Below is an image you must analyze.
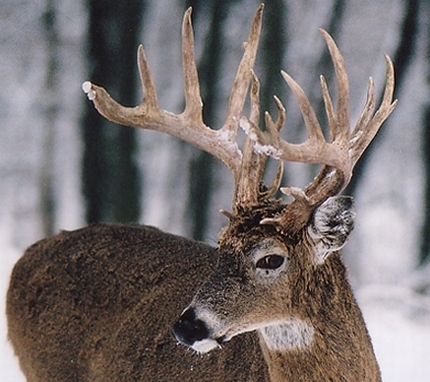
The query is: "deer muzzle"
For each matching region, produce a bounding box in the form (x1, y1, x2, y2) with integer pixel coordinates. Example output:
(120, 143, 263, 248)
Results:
(173, 307, 224, 353)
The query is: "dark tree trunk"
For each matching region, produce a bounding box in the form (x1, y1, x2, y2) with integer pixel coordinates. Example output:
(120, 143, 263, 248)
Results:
(422, 106, 430, 264)
(259, 0, 288, 121)
(40, 0, 59, 237)
(420, 0, 430, 264)
(82, 0, 144, 224)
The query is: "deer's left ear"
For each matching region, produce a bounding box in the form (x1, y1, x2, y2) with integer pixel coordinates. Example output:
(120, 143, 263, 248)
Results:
(308, 196, 355, 264)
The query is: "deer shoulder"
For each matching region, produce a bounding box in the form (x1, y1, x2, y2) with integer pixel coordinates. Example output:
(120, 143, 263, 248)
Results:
(7, 4, 396, 382)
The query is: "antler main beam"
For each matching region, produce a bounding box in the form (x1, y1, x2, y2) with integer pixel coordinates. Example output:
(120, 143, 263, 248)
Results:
(83, 6, 264, 176)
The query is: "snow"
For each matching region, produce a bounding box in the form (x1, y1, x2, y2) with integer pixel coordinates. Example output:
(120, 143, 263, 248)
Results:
(82, 81, 96, 101)
(358, 285, 430, 381)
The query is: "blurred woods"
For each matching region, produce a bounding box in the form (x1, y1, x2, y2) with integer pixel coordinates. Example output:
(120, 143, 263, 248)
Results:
(1, 0, 430, 290)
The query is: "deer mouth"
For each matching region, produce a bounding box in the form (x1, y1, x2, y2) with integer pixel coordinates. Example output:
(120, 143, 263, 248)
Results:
(190, 338, 221, 354)
(188, 335, 225, 353)
(187, 333, 227, 353)
(173, 307, 224, 353)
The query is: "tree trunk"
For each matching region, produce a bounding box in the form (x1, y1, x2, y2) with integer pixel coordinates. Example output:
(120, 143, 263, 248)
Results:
(82, 0, 144, 223)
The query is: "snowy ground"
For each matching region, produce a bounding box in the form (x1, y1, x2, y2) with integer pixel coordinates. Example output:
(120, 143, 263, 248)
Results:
(358, 285, 430, 381)
(1, 243, 430, 381)
(1, 244, 25, 382)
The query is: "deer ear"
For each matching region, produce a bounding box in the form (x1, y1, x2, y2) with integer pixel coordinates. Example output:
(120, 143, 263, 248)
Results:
(308, 196, 355, 264)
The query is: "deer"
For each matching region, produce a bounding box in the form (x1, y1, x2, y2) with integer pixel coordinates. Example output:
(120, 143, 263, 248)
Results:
(6, 4, 397, 382)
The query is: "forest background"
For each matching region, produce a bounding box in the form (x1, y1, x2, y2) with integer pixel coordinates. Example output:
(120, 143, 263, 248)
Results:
(1, 0, 430, 380)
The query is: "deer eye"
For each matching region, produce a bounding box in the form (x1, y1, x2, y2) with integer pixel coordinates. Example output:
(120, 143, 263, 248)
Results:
(256, 255, 285, 270)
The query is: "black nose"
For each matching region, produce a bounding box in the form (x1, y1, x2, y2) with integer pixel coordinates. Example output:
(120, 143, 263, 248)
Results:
(173, 308, 210, 346)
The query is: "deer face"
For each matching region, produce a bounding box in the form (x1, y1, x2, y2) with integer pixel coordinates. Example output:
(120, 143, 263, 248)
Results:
(173, 195, 355, 353)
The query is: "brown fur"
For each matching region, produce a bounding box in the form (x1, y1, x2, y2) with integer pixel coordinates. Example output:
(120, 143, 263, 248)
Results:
(7, 224, 270, 381)
(257, 249, 381, 381)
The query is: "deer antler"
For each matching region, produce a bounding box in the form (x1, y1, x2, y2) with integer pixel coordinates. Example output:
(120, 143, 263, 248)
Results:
(83, 6, 396, 228)
(83, 6, 264, 182)
(241, 29, 397, 231)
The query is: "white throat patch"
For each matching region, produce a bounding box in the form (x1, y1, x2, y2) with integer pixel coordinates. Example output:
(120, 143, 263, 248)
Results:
(259, 318, 314, 351)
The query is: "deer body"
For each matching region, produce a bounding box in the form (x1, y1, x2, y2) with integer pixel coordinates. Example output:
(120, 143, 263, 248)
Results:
(7, 224, 269, 381)
(7, 5, 396, 381)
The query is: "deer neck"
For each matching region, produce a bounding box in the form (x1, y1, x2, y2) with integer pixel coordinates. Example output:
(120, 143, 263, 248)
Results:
(257, 255, 382, 382)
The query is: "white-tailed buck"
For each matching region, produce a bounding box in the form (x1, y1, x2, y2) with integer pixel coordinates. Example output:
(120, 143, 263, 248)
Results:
(7, 5, 396, 381)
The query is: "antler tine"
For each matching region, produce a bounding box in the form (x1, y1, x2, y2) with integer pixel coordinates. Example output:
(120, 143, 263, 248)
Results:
(259, 96, 285, 199)
(351, 77, 376, 142)
(222, 4, 264, 140)
(181, 7, 204, 123)
(83, 6, 265, 177)
(281, 71, 326, 144)
(319, 75, 337, 141)
(319, 29, 350, 142)
(136, 45, 159, 111)
(350, 54, 397, 165)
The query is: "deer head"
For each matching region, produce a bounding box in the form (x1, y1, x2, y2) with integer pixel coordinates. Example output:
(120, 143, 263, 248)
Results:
(83, 4, 396, 376)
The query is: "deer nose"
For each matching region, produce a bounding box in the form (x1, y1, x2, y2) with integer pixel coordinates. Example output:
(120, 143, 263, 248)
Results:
(173, 307, 210, 346)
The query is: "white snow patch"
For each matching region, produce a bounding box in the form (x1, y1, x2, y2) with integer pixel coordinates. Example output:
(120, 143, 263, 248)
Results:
(0, 243, 25, 382)
(358, 285, 430, 382)
(239, 116, 283, 159)
(239, 117, 258, 142)
(254, 144, 282, 159)
(82, 81, 96, 100)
